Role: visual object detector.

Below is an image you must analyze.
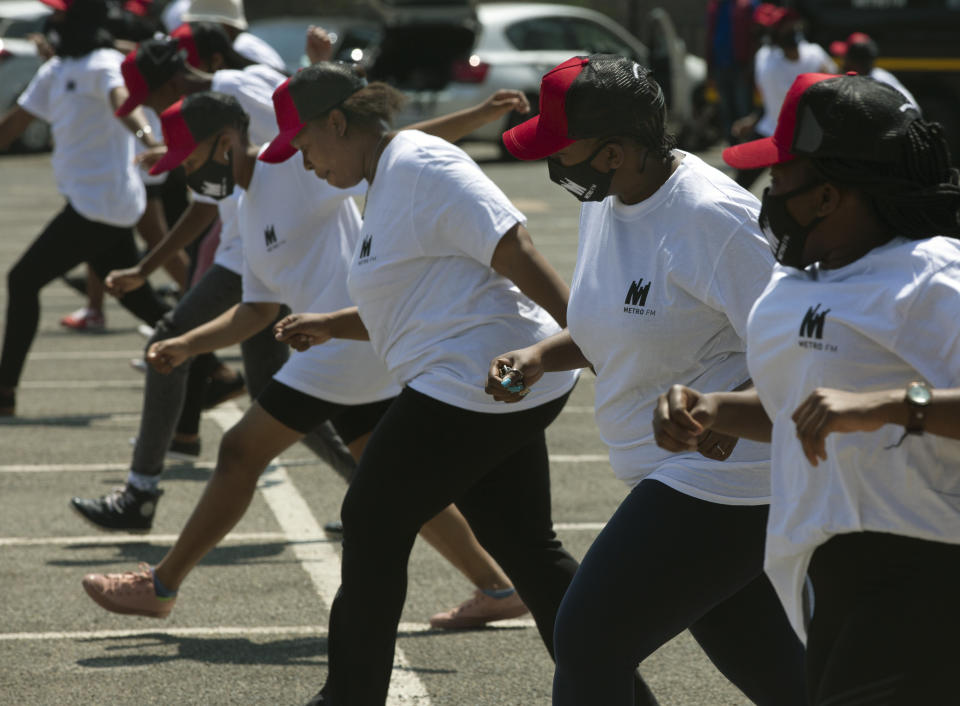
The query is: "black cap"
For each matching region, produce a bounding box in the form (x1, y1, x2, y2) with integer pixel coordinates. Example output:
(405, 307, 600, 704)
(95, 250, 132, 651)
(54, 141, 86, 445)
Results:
(564, 54, 667, 143)
(116, 37, 185, 115)
(791, 74, 920, 164)
(288, 62, 368, 121)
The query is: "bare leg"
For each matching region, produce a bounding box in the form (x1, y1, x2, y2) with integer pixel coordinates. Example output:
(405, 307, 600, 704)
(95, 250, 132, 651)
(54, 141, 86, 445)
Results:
(345, 432, 513, 591)
(84, 267, 104, 312)
(154, 402, 303, 590)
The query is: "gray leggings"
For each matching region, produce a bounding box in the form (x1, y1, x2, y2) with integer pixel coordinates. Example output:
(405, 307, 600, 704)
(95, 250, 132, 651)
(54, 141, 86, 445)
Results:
(131, 264, 287, 475)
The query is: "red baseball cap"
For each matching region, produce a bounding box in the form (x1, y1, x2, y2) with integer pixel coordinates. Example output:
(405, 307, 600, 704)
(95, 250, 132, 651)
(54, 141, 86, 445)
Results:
(753, 3, 800, 28)
(38, 0, 71, 10)
(115, 38, 185, 117)
(170, 24, 202, 68)
(149, 92, 247, 175)
(829, 32, 877, 58)
(723, 72, 920, 170)
(260, 63, 368, 164)
(723, 73, 835, 169)
(501, 57, 587, 161)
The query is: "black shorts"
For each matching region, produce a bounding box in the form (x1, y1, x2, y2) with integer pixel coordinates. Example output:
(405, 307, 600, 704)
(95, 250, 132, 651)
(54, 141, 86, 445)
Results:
(256, 379, 394, 444)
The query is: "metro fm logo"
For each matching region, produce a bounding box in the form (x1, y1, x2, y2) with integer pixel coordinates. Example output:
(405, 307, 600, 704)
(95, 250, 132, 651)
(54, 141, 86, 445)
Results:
(798, 303, 837, 352)
(358, 235, 376, 264)
(623, 278, 655, 316)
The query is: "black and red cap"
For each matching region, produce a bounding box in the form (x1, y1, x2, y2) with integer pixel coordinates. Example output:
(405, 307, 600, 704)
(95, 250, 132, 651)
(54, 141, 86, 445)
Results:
(502, 54, 666, 161)
(829, 32, 878, 61)
(149, 91, 247, 175)
(723, 72, 921, 170)
(260, 62, 369, 164)
(115, 37, 186, 116)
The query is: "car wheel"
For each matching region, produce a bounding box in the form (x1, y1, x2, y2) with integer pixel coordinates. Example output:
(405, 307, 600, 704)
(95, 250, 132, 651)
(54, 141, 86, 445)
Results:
(497, 92, 538, 162)
(16, 118, 51, 153)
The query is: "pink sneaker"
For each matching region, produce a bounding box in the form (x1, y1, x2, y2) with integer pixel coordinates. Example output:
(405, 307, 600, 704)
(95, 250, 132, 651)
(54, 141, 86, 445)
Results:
(81, 563, 175, 618)
(429, 589, 529, 629)
(60, 307, 105, 331)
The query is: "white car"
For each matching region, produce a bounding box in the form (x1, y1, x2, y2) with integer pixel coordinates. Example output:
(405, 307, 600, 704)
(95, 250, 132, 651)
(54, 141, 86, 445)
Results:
(0, 0, 52, 152)
(250, 3, 707, 158)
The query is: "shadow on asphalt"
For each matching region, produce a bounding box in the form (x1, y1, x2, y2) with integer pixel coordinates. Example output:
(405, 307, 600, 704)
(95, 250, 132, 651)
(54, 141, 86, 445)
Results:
(74, 634, 328, 668)
(49, 541, 294, 569)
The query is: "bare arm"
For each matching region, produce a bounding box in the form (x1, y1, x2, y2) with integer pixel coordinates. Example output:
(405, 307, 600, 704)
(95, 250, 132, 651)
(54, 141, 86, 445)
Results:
(105, 201, 220, 294)
(490, 223, 569, 328)
(486, 329, 591, 403)
(147, 302, 281, 374)
(0, 105, 37, 152)
(654, 386, 772, 453)
(109, 86, 161, 149)
(792, 387, 960, 466)
(405, 90, 531, 144)
(273, 307, 370, 352)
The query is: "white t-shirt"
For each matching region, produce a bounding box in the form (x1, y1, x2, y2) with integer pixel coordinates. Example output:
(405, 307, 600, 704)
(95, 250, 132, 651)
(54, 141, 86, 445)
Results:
(240, 151, 398, 405)
(755, 41, 836, 136)
(870, 67, 919, 110)
(200, 64, 286, 273)
(746, 236, 960, 641)
(347, 130, 579, 412)
(162, 0, 190, 31)
(233, 32, 286, 73)
(567, 152, 774, 499)
(18, 48, 145, 226)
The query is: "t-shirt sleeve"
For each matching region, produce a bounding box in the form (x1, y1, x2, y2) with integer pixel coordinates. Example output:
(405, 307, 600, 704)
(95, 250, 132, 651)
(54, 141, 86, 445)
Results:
(242, 258, 283, 304)
(17, 59, 55, 121)
(892, 261, 960, 385)
(411, 154, 526, 265)
(702, 219, 776, 341)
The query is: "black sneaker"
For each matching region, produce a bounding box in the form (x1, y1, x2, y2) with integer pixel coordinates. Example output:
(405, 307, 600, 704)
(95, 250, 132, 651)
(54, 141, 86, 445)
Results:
(202, 373, 246, 409)
(323, 520, 343, 534)
(70, 484, 163, 532)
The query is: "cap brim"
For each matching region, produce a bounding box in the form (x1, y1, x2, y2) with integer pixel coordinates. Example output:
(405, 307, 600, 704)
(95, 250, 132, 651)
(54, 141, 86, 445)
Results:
(502, 113, 575, 161)
(258, 126, 301, 164)
(38, 0, 69, 10)
(722, 135, 795, 170)
(148, 143, 194, 175)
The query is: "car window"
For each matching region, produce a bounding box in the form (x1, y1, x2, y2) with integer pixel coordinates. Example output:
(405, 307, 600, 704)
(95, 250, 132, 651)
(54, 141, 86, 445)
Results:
(563, 18, 638, 60)
(1, 16, 47, 38)
(503, 17, 570, 51)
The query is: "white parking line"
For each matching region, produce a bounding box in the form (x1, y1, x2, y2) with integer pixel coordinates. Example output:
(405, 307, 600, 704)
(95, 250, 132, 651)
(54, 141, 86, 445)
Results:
(0, 618, 538, 643)
(206, 403, 432, 704)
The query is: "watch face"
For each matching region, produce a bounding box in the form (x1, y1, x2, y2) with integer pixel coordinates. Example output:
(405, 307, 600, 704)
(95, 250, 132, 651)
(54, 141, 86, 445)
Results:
(908, 383, 932, 405)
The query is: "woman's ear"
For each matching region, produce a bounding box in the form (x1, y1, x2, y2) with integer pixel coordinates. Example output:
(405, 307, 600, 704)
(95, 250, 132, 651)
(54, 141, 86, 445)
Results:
(816, 183, 842, 218)
(330, 109, 348, 138)
(601, 142, 626, 171)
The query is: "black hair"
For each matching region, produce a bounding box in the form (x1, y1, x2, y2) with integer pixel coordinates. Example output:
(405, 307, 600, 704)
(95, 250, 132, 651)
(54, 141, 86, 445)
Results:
(566, 55, 677, 161)
(188, 22, 256, 70)
(183, 91, 250, 140)
(52, 0, 114, 58)
(812, 120, 960, 239)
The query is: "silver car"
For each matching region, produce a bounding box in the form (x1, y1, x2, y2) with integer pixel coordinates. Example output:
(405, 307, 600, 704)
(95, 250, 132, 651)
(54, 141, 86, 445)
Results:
(250, 3, 706, 158)
(0, 0, 52, 152)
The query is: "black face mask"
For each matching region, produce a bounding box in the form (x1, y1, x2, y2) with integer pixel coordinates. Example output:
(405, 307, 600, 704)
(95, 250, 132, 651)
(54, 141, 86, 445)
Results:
(758, 181, 825, 269)
(186, 139, 234, 200)
(547, 142, 616, 202)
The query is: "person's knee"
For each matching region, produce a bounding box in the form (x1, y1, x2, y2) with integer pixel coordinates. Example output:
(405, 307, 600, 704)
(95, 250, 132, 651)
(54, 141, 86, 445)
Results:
(216, 425, 264, 478)
(7, 261, 41, 295)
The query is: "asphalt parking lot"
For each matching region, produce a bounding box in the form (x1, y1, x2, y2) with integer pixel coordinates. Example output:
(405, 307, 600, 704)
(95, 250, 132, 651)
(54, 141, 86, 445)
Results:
(0, 144, 756, 705)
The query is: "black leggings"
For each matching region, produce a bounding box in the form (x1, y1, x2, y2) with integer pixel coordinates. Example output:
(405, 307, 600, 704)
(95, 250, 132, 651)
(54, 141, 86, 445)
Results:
(0, 202, 169, 387)
(806, 531, 960, 705)
(321, 386, 579, 705)
(553, 479, 806, 706)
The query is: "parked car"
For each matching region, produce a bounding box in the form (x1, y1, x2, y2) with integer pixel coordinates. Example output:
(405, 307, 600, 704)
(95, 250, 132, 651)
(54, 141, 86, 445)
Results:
(0, 0, 52, 152)
(249, 2, 708, 158)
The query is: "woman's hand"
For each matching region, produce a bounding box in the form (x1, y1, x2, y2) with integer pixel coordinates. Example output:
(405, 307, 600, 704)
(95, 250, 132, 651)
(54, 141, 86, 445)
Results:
(792, 388, 897, 466)
(104, 267, 146, 296)
(305, 25, 334, 64)
(146, 337, 191, 374)
(274, 313, 334, 351)
(134, 145, 168, 170)
(654, 384, 719, 453)
(478, 89, 531, 123)
(486, 346, 545, 403)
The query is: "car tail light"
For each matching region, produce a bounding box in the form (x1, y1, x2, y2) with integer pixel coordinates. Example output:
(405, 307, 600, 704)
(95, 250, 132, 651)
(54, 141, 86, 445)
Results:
(0, 40, 10, 60)
(451, 55, 489, 83)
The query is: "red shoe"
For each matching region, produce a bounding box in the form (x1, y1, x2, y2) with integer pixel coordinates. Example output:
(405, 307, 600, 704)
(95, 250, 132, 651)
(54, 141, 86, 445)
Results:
(60, 307, 105, 331)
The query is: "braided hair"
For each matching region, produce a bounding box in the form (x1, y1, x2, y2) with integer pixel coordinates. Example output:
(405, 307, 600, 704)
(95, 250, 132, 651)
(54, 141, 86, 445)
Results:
(812, 120, 960, 238)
